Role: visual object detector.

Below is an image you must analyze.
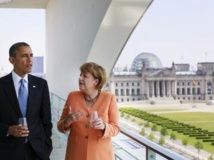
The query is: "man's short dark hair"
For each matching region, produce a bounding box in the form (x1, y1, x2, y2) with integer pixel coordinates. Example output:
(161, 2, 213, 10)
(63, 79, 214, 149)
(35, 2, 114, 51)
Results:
(9, 42, 30, 57)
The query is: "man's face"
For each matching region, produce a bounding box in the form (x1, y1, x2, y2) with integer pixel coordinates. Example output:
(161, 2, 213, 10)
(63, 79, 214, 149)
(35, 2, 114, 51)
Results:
(9, 46, 33, 77)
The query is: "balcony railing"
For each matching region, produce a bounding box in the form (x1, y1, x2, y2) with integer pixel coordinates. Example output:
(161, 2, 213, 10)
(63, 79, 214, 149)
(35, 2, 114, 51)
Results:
(50, 92, 187, 160)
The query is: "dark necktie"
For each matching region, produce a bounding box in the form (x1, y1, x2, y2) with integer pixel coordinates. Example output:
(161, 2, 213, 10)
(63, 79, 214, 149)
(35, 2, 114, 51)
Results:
(18, 79, 28, 117)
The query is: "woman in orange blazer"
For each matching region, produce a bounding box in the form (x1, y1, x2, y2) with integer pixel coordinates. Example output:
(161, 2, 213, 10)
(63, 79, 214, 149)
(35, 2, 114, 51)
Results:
(57, 62, 120, 160)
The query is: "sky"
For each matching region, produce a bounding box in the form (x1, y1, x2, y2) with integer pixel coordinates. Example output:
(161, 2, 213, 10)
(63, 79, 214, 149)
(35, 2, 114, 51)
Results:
(0, 9, 45, 72)
(115, 0, 214, 70)
(0, 1, 214, 72)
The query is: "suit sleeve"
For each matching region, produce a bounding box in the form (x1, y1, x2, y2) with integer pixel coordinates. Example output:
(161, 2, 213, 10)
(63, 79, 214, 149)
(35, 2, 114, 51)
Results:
(41, 80, 53, 155)
(0, 79, 13, 139)
(102, 94, 120, 138)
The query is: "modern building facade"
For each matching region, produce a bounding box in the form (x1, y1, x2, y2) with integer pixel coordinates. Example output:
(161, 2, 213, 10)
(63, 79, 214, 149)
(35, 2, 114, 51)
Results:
(105, 52, 214, 102)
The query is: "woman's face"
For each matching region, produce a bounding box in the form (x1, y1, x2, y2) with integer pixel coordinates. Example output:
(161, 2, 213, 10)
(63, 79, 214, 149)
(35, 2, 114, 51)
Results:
(79, 72, 98, 92)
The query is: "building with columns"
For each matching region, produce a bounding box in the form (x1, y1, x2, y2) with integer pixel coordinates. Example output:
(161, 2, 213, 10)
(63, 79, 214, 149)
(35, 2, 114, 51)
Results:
(104, 52, 214, 102)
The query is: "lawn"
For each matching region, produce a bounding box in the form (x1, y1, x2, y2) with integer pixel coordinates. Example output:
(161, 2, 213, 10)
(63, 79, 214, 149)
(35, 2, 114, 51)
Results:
(158, 112, 214, 132)
(152, 111, 214, 154)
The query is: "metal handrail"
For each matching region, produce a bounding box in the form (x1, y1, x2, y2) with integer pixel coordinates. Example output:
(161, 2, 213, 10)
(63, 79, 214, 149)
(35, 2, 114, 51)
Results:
(120, 127, 187, 160)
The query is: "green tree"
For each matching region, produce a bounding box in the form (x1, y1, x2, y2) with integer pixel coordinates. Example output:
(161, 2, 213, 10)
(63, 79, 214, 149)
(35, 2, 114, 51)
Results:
(152, 124, 158, 131)
(144, 122, 150, 128)
(182, 138, 188, 153)
(194, 141, 203, 160)
(160, 127, 168, 136)
(208, 154, 214, 160)
(138, 121, 144, 126)
(125, 114, 130, 119)
(170, 133, 177, 147)
(148, 132, 154, 141)
(131, 118, 136, 122)
(140, 128, 146, 136)
(159, 136, 165, 146)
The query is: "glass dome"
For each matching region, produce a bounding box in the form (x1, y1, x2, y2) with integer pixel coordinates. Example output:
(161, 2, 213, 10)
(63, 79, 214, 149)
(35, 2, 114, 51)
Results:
(130, 52, 162, 71)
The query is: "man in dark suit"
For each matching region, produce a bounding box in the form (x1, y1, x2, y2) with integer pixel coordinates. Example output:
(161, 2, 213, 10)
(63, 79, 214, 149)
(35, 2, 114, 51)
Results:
(0, 42, 53, 160)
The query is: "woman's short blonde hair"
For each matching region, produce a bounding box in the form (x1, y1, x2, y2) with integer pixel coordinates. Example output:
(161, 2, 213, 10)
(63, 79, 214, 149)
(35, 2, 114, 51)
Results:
(80, 62, 107, 90)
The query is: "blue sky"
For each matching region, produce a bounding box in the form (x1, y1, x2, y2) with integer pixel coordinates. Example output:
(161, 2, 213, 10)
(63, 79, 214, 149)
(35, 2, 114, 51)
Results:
(116, 0, 214, 70)
(0, 1, 214, 72)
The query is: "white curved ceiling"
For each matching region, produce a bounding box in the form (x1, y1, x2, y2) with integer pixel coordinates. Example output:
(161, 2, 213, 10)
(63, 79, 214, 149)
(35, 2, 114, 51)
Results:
(0, 0, 48, 8)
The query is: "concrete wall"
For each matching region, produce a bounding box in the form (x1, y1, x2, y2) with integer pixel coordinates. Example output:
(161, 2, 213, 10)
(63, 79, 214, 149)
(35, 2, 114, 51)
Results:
(46, 0, 111, 99)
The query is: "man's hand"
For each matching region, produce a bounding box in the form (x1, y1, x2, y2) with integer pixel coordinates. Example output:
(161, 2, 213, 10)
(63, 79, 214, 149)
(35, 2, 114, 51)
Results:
(8, 125, 29, 137)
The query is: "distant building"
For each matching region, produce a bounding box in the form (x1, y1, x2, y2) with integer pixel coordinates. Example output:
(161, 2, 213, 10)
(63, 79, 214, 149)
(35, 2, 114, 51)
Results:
(104, 52, 214, 102)
(32, 56, 45, 78)
(31, 56, 45, 78)
(32, 57, 44, 73)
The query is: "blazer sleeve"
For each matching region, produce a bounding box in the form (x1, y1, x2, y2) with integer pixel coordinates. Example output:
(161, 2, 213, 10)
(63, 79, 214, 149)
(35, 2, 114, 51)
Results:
(57, 93, 71, 133)
(57, 106, 71, 133)
(102, 94, 120, 138)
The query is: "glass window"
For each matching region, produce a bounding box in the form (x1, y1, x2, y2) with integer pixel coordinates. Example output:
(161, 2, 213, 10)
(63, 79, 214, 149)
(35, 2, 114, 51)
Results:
(121, 89, 124, 96)
(126, 89, 129, 96)
(208, 88, 211, 95)
(197, 88, 200, 94)
(187, 88, 190, 95)
(137, 89, 140, 95)
(177, 88, 180, 95)
(132, 89, 135, 95)
(115, 89, 118, 96)
(182, 88, 185, 95)
(192, 88, 195, 94)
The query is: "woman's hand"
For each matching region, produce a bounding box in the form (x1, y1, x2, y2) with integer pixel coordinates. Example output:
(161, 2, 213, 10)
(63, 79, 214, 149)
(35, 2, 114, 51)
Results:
(91, 118, 106, 130)
(63, 106, 83, 127)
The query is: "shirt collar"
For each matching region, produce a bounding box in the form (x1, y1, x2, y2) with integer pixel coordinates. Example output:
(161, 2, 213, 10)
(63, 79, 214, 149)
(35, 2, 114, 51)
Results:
(12, 71, 28, 84)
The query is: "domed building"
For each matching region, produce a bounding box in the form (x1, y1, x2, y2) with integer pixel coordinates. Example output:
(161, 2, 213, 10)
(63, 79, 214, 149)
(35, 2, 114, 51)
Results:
(130, 52, 162, 71)
(104, 53, 214, 103)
